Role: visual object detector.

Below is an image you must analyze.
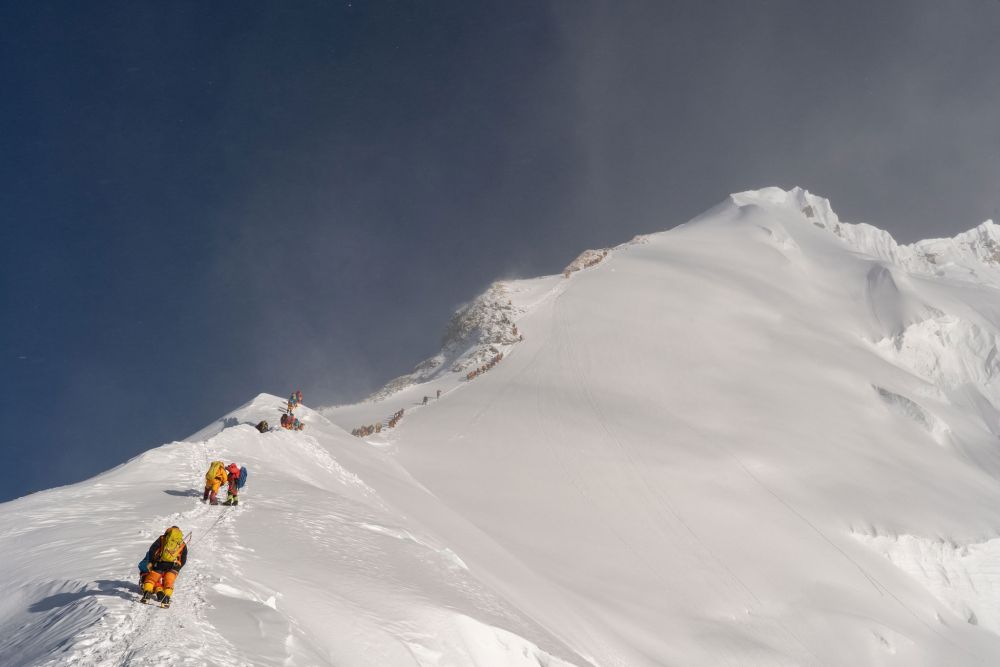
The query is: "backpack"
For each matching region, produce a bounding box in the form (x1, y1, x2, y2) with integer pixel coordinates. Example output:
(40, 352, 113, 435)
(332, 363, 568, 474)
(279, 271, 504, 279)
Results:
(159, 527, 185, 564)
(206, 461, 225, 482)
(256, 420, 268, 433)
(237, 466, 248, 489)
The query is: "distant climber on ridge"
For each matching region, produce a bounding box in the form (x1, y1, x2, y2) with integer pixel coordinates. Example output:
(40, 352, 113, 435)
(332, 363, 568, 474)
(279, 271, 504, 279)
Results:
(202, 460, 228, 505)
(138, 525, 188, 607)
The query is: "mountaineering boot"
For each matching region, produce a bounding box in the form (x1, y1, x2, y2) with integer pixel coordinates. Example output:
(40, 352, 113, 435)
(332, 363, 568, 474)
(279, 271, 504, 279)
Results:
(140, 589, 153, 604)
(160, 594, 171, 608)
(154, 590, 165, 602)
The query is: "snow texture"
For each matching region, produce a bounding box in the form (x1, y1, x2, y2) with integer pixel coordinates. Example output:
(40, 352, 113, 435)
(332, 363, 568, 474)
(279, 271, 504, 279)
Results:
(6, 187, 1000, 665)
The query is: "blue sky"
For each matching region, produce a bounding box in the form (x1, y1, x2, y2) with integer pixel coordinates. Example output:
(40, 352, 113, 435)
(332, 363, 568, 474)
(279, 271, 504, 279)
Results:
(2, 0, 999, 502)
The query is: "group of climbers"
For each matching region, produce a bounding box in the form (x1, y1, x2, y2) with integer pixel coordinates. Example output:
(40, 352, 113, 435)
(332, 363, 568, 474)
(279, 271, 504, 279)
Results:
(351, 408, 405, 438)
(203, 460, 247, 506)
(465, 352, 504, 381)
(137, 391, 306, 608)
(139, 461, 249, 607)
(281, 389, 306, 431)
(280, 412, 305, 430)
(352, 422, 382, 437)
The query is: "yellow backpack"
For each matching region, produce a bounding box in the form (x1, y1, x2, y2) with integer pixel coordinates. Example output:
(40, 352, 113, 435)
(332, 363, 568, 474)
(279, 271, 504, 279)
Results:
(206, 460, 225, 482)
(159, 527, 185, 564)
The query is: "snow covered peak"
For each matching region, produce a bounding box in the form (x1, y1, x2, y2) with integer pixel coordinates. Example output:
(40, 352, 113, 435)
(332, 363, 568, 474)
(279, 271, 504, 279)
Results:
(10, 189, 1000, 666)
(836, 216, 1000, 283)
(730, 185, 842, 228)
(720, 187, 1000, 285)
(931, 218, 1000, 264)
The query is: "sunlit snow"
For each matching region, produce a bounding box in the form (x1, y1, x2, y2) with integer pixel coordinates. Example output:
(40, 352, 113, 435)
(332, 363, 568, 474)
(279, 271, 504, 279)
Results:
(4, 187, 1000, 665)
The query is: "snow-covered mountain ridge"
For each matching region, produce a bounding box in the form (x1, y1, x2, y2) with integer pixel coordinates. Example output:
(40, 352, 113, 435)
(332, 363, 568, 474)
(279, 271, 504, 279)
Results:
(731, 186, 1000, 284)
(6, 186, 1000, 665)
(365, 186, 1000, 410)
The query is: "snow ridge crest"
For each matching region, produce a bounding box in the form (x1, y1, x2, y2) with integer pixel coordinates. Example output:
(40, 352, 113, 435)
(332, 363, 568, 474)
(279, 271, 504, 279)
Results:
(728, 187, 1000, 283)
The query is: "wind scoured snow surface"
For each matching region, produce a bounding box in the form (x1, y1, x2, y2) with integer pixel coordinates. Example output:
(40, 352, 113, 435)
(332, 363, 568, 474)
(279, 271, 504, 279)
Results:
(6, 187, 1000, 665)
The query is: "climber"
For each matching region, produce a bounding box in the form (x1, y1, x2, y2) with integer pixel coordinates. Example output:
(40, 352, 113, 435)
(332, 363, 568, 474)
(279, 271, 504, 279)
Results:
(287, 389, 304, 412)
(139, 526, 188, 606)
(222, 463, 246, 506)
(202, 460, 228, 505)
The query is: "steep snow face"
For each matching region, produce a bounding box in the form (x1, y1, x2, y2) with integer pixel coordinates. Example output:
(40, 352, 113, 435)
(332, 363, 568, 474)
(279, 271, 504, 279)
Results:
(322, 187, 1000, 665)
(875, 316, 1000, 405)
(8, 187, 1000, 666)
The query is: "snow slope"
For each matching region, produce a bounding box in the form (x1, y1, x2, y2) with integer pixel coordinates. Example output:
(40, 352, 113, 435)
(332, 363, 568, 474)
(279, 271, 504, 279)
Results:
(6, 187, 1000, 665)
(0, 397, 583, 666)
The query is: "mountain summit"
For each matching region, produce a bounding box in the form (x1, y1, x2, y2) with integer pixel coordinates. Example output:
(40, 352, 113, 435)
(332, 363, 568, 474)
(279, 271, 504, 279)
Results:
(5, 188, 1000, 666)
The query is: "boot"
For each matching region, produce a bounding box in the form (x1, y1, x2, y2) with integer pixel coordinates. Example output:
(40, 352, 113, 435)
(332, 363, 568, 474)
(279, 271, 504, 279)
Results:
(202, 488, 209, 502)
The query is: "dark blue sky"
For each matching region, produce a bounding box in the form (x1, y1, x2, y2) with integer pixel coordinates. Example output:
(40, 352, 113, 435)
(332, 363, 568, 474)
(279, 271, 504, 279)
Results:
(2, 1, 999, 502)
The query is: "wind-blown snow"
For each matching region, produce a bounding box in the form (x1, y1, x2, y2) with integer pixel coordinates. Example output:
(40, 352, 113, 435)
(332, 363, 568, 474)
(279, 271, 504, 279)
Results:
(5, 187, 1000, 665)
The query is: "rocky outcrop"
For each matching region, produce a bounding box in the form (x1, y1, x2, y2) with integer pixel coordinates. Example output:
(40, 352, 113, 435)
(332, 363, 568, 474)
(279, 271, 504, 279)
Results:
(563, 249, 609, 277)
(366, 282, 525, 401)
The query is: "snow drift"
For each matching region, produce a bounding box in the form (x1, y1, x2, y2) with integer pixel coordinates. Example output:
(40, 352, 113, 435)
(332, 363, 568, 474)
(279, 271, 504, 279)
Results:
(5, 187, 1000, 665)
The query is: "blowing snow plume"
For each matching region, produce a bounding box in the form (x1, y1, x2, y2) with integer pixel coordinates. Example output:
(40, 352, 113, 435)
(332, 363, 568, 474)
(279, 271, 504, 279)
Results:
(5, 187, 1000, 665)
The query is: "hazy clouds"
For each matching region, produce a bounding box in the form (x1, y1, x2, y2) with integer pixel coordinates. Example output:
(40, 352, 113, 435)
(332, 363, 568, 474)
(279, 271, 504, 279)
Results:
(547, 0, 1000, 241)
